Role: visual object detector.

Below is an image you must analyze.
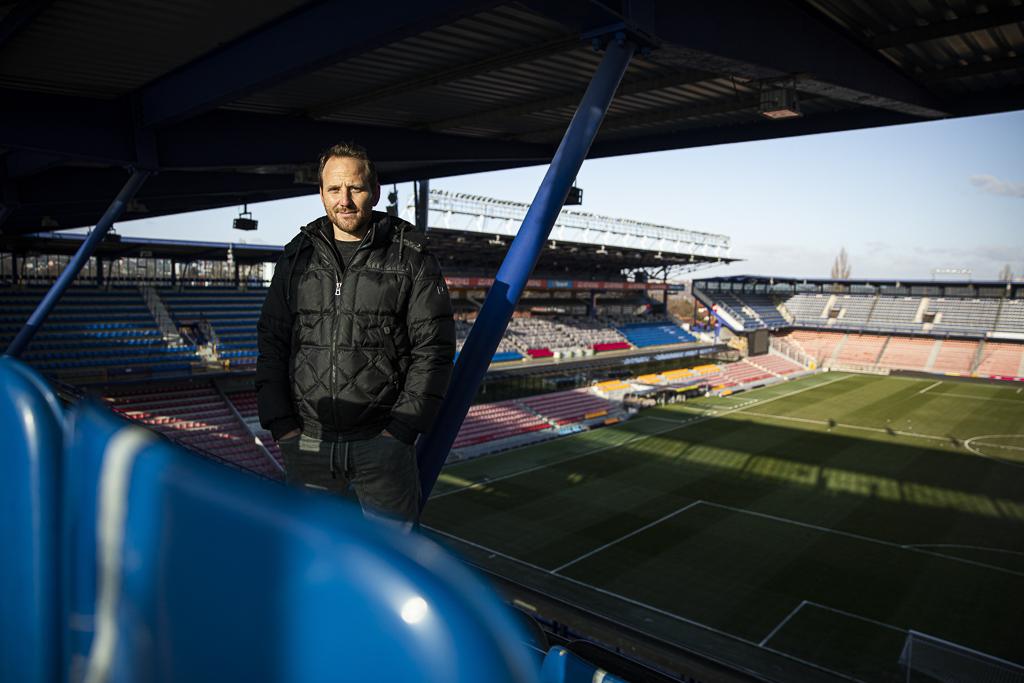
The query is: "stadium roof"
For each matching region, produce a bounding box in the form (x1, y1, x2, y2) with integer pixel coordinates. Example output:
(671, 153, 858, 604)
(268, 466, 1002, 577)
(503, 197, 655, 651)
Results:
(1, 0, 1022, 234)
(3, 227, 713, 279)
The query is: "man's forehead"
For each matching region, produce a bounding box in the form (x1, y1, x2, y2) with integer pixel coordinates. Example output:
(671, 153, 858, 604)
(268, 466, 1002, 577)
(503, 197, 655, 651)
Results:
(322, 156, 372, 185)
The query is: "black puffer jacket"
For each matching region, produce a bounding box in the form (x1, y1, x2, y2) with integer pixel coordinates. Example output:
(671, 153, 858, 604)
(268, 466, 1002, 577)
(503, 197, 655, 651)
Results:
(256, 212, 455, 444)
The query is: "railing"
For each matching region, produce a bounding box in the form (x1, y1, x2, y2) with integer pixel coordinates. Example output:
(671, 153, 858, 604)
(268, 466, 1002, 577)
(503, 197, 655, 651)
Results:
(139, 283, 183, 345)
(769, 335, 813, 368)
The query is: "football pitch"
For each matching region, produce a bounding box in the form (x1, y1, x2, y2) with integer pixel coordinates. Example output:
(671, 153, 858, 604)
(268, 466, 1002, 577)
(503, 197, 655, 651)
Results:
(422, 372, 1024, 682)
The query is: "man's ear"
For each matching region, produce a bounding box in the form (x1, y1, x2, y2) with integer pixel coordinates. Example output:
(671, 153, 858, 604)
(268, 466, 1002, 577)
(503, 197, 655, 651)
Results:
(372, 183, 381, 207)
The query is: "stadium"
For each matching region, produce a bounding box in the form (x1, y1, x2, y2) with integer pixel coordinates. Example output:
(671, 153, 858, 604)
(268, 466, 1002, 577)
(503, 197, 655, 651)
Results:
(2, 2, 1022, 683)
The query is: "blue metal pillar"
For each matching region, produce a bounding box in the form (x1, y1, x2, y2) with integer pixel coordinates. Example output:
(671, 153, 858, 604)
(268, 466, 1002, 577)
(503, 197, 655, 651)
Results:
(4, 168, 149, 358)
(418, 37, 635, 506)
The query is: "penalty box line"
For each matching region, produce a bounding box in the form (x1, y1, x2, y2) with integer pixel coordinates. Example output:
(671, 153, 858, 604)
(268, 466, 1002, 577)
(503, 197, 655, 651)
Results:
(425, 524, 869, 683)
(700, 501, 1024, 579)
(433, 373, 854, 501)
(760, 600, 907, 648)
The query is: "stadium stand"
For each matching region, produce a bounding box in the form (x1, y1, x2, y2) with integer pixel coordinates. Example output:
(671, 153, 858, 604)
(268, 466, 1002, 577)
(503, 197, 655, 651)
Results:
(453, 400, 550, 449)
(928, 298, 999, 336)
(747, 353, 804, 376)
(521, 389, 615, 425)
(784, 293, 830, 323)
(160, 287, 268, 366)
(0, 285, 200, 377)
(721, 293, 788, 328)
(103, 381, 282, 479)
(975, 342, 1024, 377)
(834, 334, 888, 366)
(785, 330, 847, 365)
(930, 339, 979, 374)
(616, 319, 696, 347)
(877, 336, 937, 371)
(868, 296, 923, 334)
(995, 299, 1024, 334)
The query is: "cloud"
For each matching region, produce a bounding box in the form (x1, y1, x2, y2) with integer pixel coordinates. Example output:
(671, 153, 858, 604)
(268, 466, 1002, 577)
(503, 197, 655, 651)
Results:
(969, 174, 1024, 198)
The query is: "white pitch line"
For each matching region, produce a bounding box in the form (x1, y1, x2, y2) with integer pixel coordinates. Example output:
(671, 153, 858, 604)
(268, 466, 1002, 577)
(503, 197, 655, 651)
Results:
(738, 410, 955, 445)
(802, 601, 907, 634)
(759, 600, 807, 646)
(552, 500, 702, 574)
(699, 500, 1024, 578)
(427, 525, 874, 683)
(422, 524, 762, 647)
(903, 543, 1024, 558)
(434, 373, 854, 500)
(431, 421, 692, 500)
(917, 381, 942, 395)
(924, 392, 1024, 404)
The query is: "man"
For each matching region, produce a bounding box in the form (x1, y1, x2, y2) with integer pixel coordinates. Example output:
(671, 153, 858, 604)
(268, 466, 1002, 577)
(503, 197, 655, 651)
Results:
(256, 142, 455, 525)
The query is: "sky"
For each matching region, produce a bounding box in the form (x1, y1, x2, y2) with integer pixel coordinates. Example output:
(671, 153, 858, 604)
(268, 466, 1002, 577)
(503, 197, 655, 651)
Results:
(97, 109, 1024, 282)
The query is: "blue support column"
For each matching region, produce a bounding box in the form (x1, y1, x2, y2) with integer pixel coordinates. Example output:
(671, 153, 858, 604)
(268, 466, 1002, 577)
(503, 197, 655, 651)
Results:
(417, 37, 635, 506)
(4, 168, 149, 358)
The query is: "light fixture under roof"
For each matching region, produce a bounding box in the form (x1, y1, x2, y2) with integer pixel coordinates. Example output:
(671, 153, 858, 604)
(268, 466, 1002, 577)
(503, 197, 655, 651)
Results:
(233, 203, 258, 231)
(759, 83, 801, 120)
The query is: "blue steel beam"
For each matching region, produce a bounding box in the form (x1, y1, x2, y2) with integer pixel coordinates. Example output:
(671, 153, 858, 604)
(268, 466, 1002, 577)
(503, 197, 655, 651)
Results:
(5, 168, 149, 358)
(417, 36, 636, 506)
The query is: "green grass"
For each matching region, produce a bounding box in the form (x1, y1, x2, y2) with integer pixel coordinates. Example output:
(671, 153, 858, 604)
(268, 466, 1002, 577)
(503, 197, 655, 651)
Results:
(422, 372, 1024, 682)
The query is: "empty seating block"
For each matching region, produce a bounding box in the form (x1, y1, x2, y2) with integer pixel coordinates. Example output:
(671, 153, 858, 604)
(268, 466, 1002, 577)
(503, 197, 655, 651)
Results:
(616, 321, 695, 347)
(975, 342, 1024, 377)
(787, 330, 846, 364)
(717, 360, 773, 387)
(0, 285, 199, 376)
(930, 339, 979, 374)
(160, 287, 268, 365)
(784, 294, 830, 323)
(835, 334, 887, 365)
(878, 337, 935, 371)
(748, 353, 804, 375)
(522, 389, 615, 425)
(929, 298, 998, 336)
(104, 382, 281, 479)
(453, 401, 549, 448)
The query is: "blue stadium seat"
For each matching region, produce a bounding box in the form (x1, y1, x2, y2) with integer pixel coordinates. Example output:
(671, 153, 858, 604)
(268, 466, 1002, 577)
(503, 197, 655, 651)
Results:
(2, 358, 541, 682)
(0, 359, 63, 683)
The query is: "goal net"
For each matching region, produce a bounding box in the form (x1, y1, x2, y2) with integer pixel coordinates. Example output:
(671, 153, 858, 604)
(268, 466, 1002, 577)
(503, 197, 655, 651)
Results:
(899, 630, 1024, 683)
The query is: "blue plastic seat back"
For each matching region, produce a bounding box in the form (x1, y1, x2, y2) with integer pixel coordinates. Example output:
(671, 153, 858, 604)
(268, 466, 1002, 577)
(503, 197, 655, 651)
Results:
(66, 401, 540, 683)
(0, 358, 64, 683)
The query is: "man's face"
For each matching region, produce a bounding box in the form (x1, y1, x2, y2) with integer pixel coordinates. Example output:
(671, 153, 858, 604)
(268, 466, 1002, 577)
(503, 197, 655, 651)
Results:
(319, 156, 380, 240)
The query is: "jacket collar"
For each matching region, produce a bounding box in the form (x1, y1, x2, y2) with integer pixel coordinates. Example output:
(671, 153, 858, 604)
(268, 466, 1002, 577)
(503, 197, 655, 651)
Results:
(301, 212, 395, 249)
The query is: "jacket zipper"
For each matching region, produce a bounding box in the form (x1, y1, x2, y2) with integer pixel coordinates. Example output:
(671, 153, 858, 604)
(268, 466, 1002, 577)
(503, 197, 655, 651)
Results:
(312, 230, 345, 432)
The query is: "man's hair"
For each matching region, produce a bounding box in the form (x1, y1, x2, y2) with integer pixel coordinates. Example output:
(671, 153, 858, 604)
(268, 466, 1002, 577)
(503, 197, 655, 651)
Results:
(317, 142, 378, 188)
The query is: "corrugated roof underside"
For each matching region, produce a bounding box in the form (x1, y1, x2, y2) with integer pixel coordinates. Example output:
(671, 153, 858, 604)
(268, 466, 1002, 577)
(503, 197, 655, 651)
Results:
(0, 0, 312, 97)
(806, 0, 1023, 97)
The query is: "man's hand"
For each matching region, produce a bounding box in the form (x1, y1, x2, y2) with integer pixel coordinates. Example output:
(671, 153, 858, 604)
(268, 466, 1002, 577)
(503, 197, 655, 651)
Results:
(279, 428, 301, 441)
(381, 429, 396, 439)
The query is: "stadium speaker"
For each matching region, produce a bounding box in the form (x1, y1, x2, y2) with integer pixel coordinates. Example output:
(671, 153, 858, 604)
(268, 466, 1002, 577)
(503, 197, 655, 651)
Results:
(565, 186, 583, 205)
(749, 329, 769, 356)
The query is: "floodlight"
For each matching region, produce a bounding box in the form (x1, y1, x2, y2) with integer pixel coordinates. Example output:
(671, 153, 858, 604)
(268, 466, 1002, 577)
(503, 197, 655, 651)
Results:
(233, 203, 258, 231)
(759, 85, 801, 119)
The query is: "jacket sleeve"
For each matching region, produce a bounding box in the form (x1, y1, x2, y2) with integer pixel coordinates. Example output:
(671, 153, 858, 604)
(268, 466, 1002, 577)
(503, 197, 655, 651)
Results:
(255, 251, 300, 440)
(386, 254, 455, 444)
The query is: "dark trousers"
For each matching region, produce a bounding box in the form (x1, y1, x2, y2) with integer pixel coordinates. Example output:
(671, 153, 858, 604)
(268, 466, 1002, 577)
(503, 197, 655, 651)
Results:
(279, 432, 421, 528)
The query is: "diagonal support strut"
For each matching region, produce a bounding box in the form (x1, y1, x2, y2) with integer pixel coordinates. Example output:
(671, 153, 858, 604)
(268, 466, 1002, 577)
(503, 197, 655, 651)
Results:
(416, 35, 636, 508)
